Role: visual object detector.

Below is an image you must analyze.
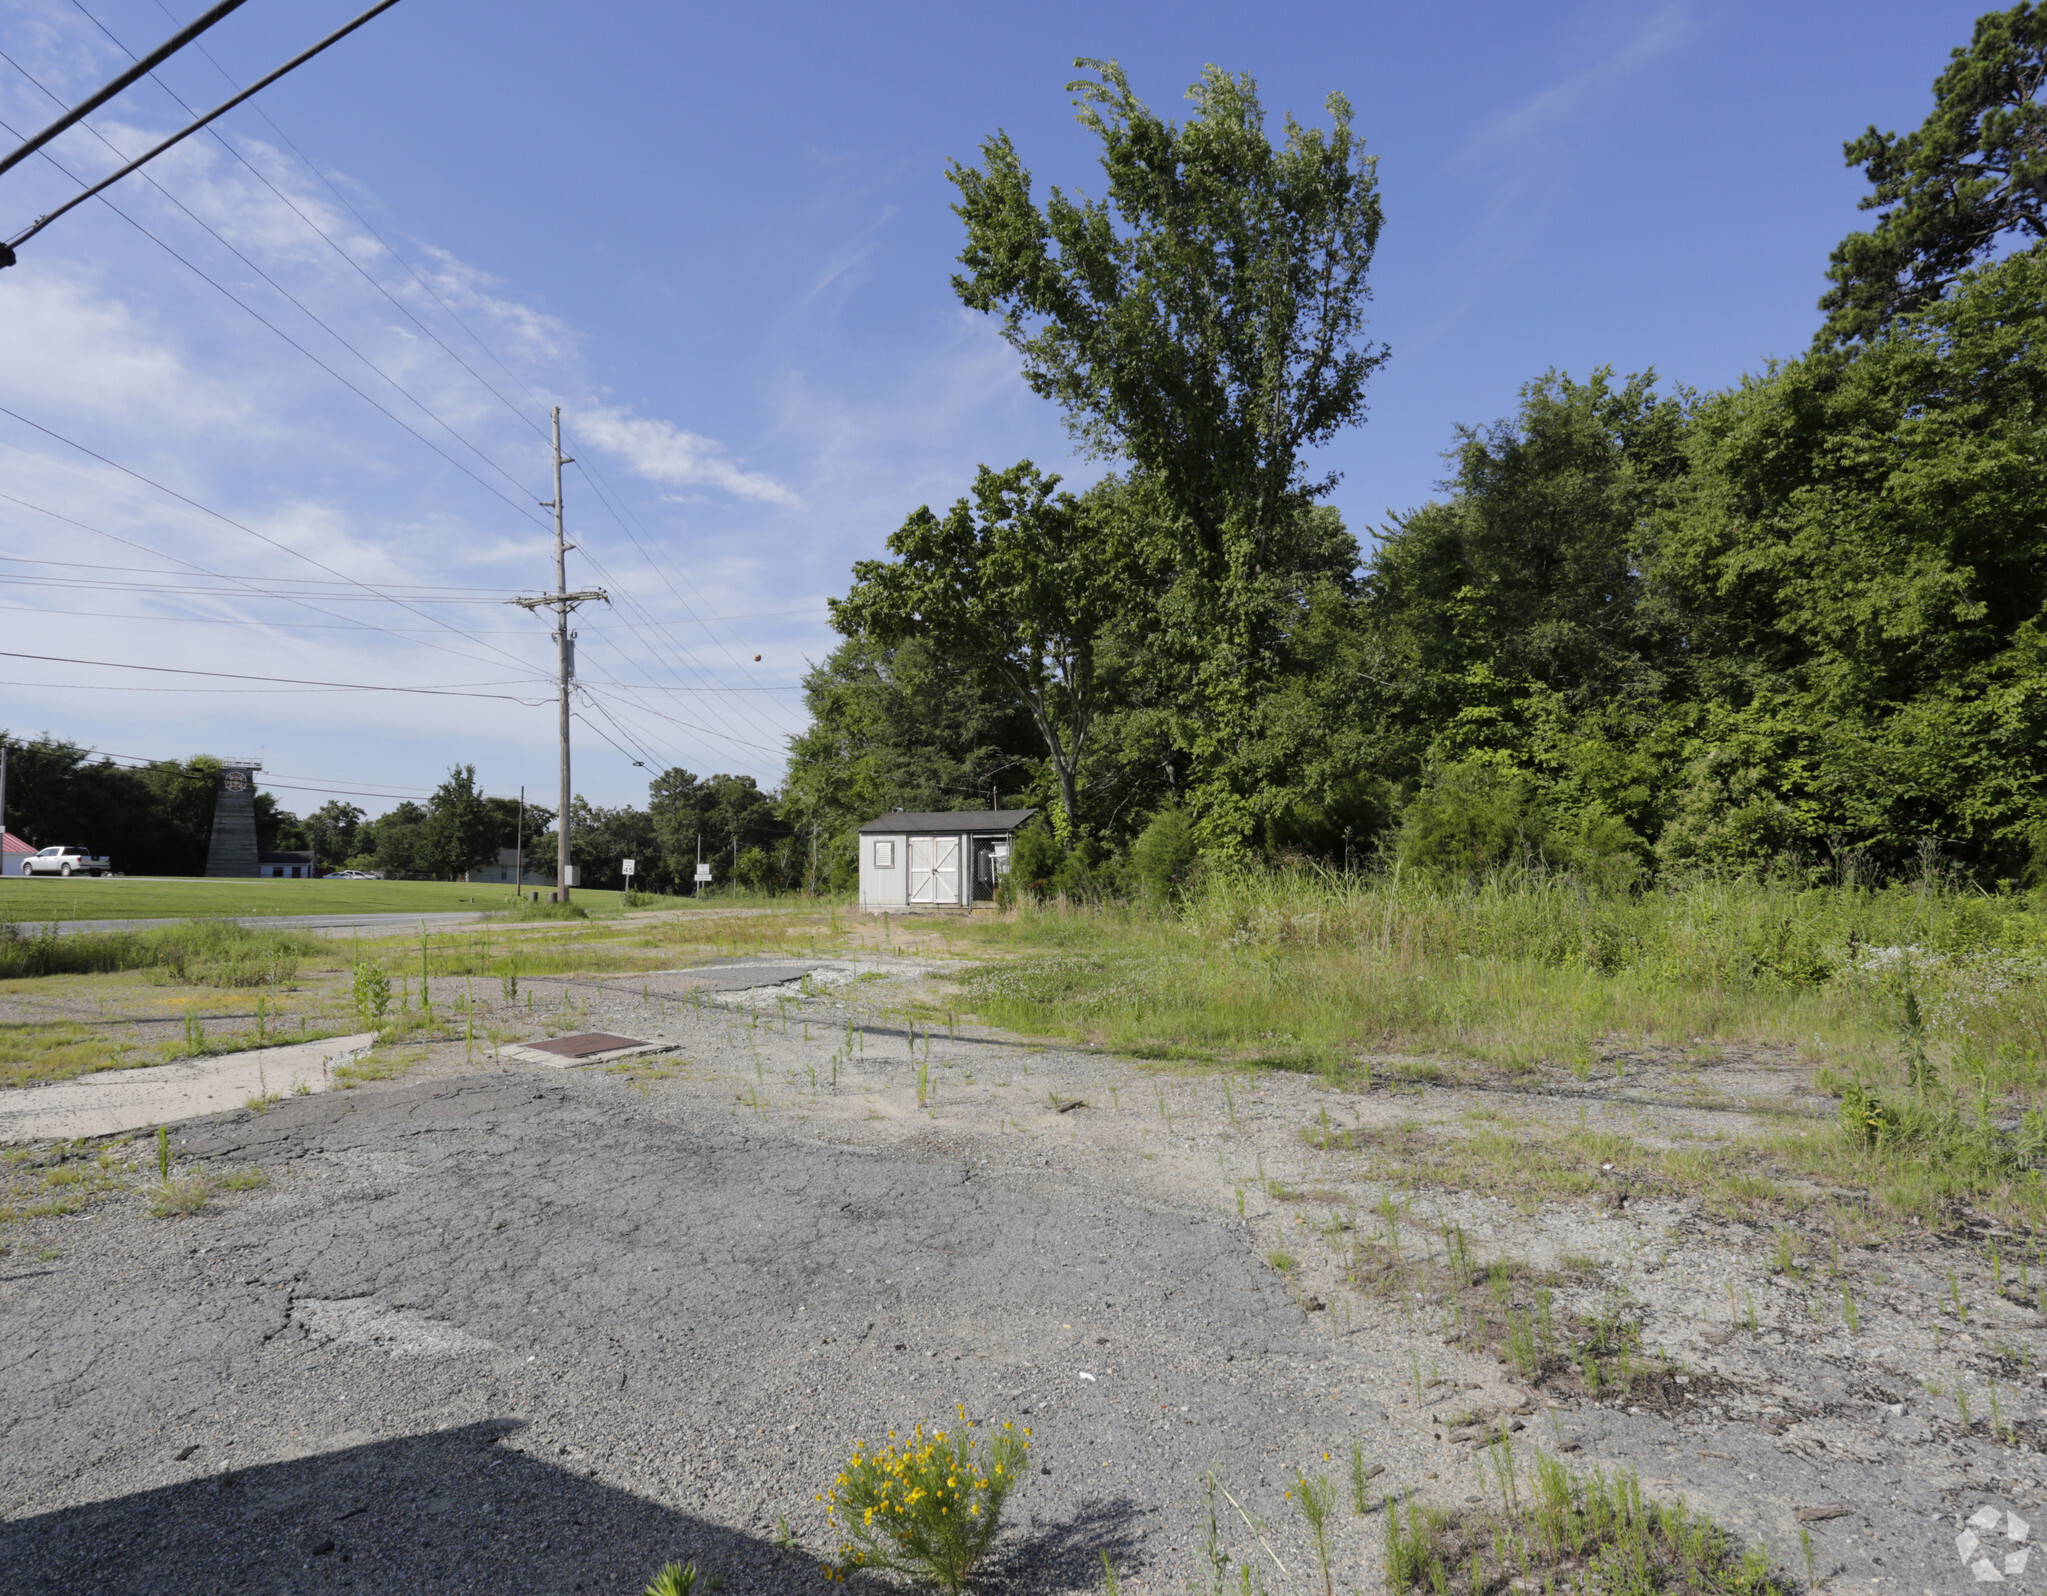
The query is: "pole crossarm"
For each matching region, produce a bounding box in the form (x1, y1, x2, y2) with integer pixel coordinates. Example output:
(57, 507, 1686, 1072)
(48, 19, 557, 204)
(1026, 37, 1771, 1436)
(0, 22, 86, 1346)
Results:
(509, 590, 607, 611)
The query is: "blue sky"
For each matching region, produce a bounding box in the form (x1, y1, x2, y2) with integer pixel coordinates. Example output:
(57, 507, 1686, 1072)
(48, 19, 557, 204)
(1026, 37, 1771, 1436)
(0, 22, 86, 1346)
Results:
(0, 0, 1994, 821)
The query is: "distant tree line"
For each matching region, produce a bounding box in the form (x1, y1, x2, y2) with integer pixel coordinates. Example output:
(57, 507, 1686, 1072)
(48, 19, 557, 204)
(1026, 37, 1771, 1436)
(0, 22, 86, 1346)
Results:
(0, 737, 797, 890)
(0, 740, 290, 875)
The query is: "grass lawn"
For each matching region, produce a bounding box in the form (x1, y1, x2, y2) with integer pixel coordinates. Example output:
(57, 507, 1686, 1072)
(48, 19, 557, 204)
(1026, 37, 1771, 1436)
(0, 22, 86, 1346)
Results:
(0, 876, 536, 923)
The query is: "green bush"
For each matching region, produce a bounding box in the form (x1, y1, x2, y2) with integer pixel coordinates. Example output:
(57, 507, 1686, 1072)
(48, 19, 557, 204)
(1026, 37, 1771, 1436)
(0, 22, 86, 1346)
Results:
(1131, 807, 1200, 899)
(1396, 758, 1552, 885)
(822, 1416, 1030, 1592)
(1002, 824, 1063, 904)
(492, 898, 588, 922)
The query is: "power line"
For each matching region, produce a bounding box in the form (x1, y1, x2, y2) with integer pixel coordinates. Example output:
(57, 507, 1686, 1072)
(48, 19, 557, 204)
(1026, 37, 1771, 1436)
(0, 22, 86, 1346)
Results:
(0, 0, 246, 184)
(0, 84, 550, 525)
(0, 549, 523, 592)
(7, 14, 800, 785)
(0, 648, 551, 701)
(0, 409, 542, 679)
(135, 0, 561, 447)
(80, 0, 553, 447)
(3, 0, 407, 261)
(35, 18, 802, 765)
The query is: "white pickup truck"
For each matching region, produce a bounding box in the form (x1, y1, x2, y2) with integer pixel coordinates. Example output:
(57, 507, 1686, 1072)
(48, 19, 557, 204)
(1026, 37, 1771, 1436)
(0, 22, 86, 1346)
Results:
(20, 846, 111, 878)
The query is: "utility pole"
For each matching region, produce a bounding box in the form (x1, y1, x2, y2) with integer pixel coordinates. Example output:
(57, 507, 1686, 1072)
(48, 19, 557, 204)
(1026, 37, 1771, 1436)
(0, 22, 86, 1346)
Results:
(512, 408, 606, 903)
(514, 785, 525, 898)
(0, 739, 9, 848)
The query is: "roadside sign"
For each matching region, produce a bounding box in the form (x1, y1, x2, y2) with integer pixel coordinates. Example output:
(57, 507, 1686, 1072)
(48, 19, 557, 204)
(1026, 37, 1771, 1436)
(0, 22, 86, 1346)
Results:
(694, 863, 713, 883)
(621, 859, 636, 876)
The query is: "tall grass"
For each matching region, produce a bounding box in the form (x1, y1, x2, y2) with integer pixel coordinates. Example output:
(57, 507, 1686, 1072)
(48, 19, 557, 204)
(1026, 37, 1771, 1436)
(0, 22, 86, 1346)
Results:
(944, 867, 2047, 1225)
(953, 866, 2047, 1071)
(0, 919, 321, 985)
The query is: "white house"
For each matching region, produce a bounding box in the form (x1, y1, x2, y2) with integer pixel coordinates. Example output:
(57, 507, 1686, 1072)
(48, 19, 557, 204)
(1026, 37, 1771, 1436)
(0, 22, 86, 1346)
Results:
(857, 809, 1036, 912)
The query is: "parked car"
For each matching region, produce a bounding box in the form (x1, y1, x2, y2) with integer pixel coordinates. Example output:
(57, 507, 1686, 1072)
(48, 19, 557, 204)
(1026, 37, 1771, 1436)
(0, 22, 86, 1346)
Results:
(21, 846, 111, 877)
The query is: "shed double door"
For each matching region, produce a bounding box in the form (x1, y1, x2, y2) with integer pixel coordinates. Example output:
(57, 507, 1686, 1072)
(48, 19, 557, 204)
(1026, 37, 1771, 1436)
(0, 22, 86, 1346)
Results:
(907, 835, 961, 905)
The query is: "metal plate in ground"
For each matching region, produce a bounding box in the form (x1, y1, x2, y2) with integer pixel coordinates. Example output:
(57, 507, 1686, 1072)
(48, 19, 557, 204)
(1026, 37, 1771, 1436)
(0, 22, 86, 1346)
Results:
(499, 1033, 674, 1068)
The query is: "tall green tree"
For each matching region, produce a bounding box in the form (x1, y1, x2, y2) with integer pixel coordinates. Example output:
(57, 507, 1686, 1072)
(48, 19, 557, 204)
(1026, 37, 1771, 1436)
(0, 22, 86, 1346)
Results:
(300, 801, 365, 866)
(1659, 246, 2047, 877)
(417, 765, 498, 881)
(566, 797, 659, 891)
(0, 736, 230, 874)
(949, 60, 1387, 845)
(1819, 3, 2047, 344)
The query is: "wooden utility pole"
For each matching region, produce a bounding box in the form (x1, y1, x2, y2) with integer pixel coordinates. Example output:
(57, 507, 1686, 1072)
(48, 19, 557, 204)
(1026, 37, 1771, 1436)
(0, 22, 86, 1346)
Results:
(512, 407, 606, 903)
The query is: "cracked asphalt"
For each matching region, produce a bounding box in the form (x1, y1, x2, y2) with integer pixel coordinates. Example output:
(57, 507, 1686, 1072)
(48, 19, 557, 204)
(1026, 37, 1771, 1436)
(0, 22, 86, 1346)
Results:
(2, 949, 2042, 1593)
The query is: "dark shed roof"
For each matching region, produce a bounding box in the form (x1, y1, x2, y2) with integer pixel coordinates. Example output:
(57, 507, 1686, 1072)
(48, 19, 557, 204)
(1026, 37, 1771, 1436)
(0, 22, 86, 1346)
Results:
(858, 808, 1037, 835)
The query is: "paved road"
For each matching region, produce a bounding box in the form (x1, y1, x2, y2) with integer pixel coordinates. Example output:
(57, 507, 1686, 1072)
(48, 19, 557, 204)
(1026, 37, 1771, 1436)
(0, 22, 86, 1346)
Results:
(32, 910, 494, 937)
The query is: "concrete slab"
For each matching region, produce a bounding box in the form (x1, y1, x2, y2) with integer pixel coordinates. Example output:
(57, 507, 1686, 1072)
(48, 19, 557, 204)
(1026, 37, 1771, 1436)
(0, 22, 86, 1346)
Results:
(0, 1032, 376, 1143)
(499, 1032, 674, 1068)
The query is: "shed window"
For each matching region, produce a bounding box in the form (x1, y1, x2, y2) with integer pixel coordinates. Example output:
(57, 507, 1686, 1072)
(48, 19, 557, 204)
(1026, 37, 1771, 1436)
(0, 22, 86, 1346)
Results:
(873, 840, 895, 868)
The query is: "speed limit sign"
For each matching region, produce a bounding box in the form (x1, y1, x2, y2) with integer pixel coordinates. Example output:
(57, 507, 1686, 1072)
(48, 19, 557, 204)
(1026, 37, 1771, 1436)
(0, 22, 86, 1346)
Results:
(621, 859, 636, 876)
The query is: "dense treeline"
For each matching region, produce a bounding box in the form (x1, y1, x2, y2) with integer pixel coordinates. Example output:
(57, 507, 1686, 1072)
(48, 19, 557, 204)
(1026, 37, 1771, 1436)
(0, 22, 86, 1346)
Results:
(784, 11, 2047, 894)
(0, 738, 790, 889)
(0, 740, 290, 875)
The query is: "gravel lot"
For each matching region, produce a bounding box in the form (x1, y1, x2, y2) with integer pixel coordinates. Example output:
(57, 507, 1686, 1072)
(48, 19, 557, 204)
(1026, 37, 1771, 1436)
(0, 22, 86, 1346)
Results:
(2, 950, 2042, 1593)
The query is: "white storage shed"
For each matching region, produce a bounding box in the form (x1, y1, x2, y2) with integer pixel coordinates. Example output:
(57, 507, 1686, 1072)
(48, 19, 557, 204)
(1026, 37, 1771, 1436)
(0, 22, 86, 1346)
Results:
(857, 809, 1037, 911)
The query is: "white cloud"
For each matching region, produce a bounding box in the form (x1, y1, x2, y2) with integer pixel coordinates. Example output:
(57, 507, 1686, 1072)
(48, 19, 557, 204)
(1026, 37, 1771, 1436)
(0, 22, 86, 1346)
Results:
(1458, 2, 1693, 169)
(577, 404, 801, 507)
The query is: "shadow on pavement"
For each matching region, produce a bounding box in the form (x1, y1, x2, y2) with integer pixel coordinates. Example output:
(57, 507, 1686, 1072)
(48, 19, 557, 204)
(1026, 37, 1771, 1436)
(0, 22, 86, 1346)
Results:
(3, 1420, 1142, 1596)
(989, 1493, 1150, 1593)
(0, 1419, 781, 1595)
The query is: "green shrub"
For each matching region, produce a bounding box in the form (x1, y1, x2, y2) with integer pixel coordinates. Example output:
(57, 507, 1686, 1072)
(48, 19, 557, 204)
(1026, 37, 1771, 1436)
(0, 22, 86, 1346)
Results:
(1396, 758, 1553, 886)
(1002, 824, 1063, 904)
(1386, 1451, 1785, 1595)
(352, 959, 392, 1024)
(1131, 806, 1200, 899)
(821, 1415, 1030, 1592)
(641, 1562, 701, 1596)
(493, 898, 588, 922)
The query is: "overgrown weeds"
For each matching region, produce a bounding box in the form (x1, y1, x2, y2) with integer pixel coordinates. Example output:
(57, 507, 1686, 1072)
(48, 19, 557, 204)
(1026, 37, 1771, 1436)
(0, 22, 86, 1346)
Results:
(492, 898, 588, 922)
(940, 869, 2047, 1228)
(0, 918, 317, 985)
(946, 870, 2047, 1078)
(0, 1140, 131, 1223)
(1384, 1448, 1786, 1595)
(148, 1171, 211, 1217)
(1347, 1228, 1682, 1406)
